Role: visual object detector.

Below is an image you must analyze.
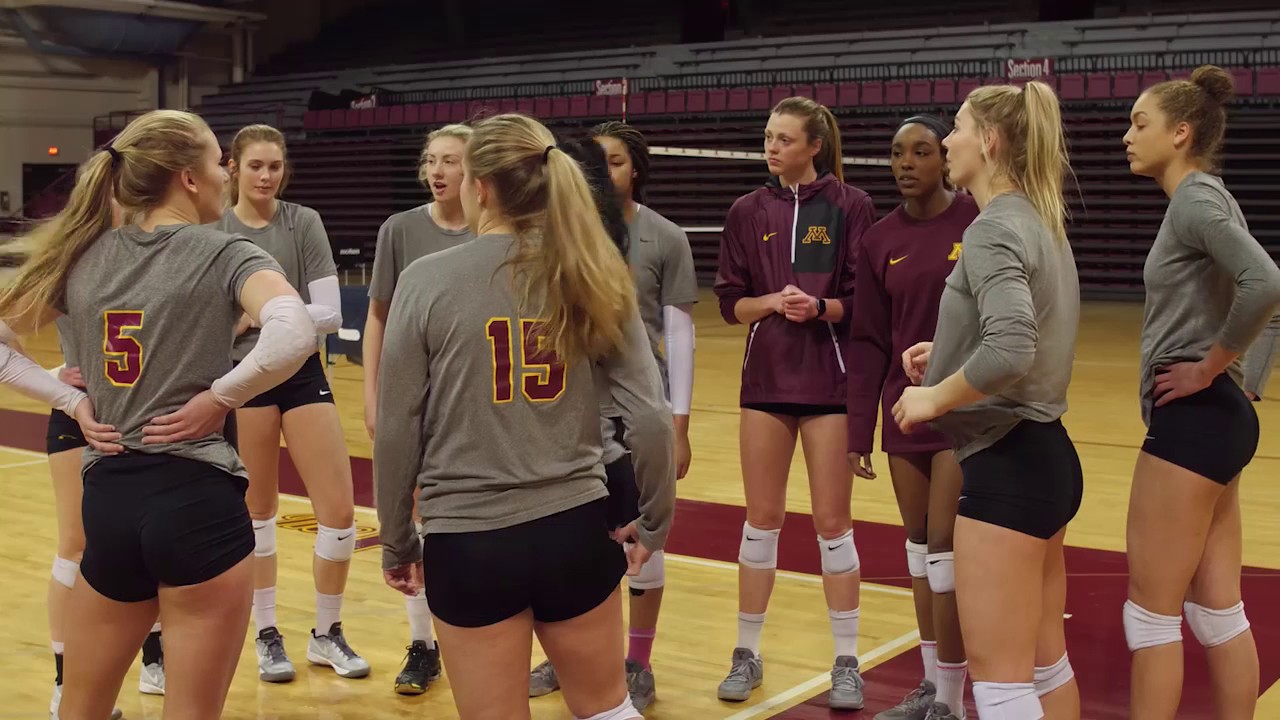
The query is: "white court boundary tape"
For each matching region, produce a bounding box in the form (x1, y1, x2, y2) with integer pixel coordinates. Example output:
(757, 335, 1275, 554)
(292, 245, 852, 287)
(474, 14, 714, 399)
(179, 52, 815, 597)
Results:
(649, 145, 890, 167)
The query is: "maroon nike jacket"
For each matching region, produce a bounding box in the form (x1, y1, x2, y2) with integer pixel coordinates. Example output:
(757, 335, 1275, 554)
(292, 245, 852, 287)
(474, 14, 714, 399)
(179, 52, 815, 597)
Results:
(713, 173, 877, 407)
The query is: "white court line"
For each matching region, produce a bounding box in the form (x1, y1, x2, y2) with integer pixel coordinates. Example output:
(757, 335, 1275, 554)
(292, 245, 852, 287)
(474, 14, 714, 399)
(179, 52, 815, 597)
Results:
(0, 458, 46, 470)
(722, 628, 922, 720)
(0, 445, 50, 460)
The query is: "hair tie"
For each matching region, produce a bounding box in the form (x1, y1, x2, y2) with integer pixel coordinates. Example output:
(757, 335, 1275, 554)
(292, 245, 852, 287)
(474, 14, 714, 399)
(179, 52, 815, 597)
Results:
(542, 145, 556, 164)
(105, 146, 122, 169)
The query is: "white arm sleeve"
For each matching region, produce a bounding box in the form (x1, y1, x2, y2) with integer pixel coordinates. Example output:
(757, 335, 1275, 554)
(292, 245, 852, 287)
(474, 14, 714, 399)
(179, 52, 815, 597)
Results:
(0, 321, 86, 416)
(211, 295, 316, 408)
(663, 305, 695, 415)
(305, 275, 343, 335)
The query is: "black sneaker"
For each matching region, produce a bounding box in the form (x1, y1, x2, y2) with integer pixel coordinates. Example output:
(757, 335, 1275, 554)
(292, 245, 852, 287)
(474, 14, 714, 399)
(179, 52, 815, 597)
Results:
(394, 640, 441, 695)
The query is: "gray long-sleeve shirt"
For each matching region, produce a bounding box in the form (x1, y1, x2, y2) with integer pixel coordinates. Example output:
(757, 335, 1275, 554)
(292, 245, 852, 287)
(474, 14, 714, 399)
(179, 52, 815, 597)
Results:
(924, 193, 1081, 461)
(374, 233, 677, 570)
(1140, 172, 1280, 424)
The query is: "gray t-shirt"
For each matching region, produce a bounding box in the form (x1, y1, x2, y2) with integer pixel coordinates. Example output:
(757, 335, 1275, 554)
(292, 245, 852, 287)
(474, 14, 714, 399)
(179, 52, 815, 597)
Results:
(55, 316, 77, 368)
(60, 224, 281, 476)
(1140, 172, 1280, 424)
(216, 201, 337, 361)
(924, 193, 1080, 461)
(368, 203, 474, 303)
(599, 205, 699, 464)
(375, 233, 677, 569)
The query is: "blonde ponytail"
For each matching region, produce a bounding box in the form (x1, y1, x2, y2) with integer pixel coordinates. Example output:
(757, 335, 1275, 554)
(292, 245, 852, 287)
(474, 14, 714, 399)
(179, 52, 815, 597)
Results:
(0, 109, 212, 325)
(966, 81, 1073, 242)
(467, 114, 636, 364)
(1020, 81, 1070, 242)
(817, 105, 844, 183)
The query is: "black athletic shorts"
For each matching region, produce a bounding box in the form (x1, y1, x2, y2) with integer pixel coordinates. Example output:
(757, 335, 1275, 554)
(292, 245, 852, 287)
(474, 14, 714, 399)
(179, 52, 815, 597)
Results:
(46, 409, 87, 454)
(742, 402, 846, 417)
(421, 498, 627, 628)
(1142, 373, 1259, 485)
(242, 352, 334, 412)
(958, 418, 1083, 540)
(602, 416, 640, 530)
(80, 453, 254, 602)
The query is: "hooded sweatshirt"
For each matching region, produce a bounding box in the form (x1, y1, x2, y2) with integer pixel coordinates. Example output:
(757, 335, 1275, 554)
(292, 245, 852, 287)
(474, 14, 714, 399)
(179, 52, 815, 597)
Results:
(714, 173, 876, 407)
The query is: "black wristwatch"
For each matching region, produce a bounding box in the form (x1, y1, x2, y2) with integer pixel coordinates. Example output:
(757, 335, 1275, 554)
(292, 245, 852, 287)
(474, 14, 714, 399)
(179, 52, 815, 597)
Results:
(816, 297, 827, 319)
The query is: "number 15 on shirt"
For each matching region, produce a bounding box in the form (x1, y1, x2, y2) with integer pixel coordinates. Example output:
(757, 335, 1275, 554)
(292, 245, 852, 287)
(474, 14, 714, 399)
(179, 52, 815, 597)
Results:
(485, 318, 566, 404)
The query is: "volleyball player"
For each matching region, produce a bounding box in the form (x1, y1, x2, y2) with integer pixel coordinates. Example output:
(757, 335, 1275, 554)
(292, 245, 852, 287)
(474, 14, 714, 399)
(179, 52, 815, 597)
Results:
(364, 123, 473, 695)
(527, 122, 696, 712)
(1121, 65, 1280, 720)
(713, 97, 876, 709)
(848, 115, 977, 720)
(891, 81, 1082, 720)
(219, 124, 368, 682)
(375, 113, 676, 720)
(0, 108, 314, 719)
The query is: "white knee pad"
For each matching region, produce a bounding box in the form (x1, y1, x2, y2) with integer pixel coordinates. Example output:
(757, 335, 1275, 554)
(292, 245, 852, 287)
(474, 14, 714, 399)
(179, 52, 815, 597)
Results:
(51, 556, 79, 589)
(926, 551, 955, 594)
(818, 529, 860, 575)
(315, 523, 356, 563)
(577, 693, 641, 720)
(252, 516, 277, 558)
(905, 540, 928, 579)
(1123, 599, 1183, 651)
(1033, 653, 1074, 698)
(972, 681, 1042, 720)
(628, 549, 665, 591)
(1184, 600, 1250, 648)
(738, 522, 780, 570)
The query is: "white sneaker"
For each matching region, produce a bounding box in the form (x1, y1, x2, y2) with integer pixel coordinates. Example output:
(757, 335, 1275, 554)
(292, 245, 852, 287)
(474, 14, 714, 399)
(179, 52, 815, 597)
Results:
(255, 626, 296, 683)
(307, 622, 370, 679)
(51, 684, 123, 719)
(138, 661, 165, 695)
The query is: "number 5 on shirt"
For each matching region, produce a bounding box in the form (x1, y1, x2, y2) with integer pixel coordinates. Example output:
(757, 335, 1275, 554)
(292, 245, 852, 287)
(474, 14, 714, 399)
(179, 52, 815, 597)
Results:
(104, 310, 144, 387)
(485, 318, 566, 404)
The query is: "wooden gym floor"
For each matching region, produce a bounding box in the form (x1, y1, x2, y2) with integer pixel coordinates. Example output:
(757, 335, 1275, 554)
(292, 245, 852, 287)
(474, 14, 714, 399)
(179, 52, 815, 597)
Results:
(1, 292, 1278, 719)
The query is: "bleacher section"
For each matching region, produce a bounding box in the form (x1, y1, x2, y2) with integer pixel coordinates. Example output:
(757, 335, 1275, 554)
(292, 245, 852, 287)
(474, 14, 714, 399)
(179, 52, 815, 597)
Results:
(194, 9, 1280, 299)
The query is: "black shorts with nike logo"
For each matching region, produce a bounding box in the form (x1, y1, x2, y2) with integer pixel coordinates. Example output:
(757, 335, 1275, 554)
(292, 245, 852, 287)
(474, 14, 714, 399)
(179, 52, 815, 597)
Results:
(241, 352, 335, 412)
(47, 408, 88, 454)
(80, 453, 254, 602)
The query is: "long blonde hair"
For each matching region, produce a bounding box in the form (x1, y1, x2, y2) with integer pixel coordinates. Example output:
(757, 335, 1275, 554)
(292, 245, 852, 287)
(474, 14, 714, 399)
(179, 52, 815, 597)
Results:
(228, 123, 288, 206)
(0, 109, 212, 323)
(772, 96, 845, 183)
(966, 81, 1072, 242)
(467, 113, 636, 363)
(418, 124, 472, 188)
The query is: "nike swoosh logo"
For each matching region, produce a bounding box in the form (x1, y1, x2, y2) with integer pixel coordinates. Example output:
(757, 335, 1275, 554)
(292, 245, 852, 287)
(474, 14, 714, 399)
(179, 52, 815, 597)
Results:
(320, 390, 332, 396)
(762, 232, 777, 242)
(337, 533, 352, 541)
(889, 256, 908, 265)
(58, 435, 77, 441)
(827, 544, 842, 551)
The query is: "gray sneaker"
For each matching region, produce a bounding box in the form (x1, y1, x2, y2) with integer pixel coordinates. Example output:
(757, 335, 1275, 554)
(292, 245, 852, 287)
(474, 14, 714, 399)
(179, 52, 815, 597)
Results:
(875, 679, 936, 720)
(50, 684, 122, 719)
(307, 622, 370, 678)
(923, 701, 963, 720)
(829, 655, 865, 711)
(255, 627, 296, 683)
(717, 647, 763, 702)
(529, 659, 559, 697)
(625, 659, 656, 712)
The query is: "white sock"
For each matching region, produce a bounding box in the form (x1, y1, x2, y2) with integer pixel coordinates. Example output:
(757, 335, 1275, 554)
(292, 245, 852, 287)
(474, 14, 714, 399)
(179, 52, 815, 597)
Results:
(737, 611, 766, 655)
(829, 608, 860, 659)
(52, 640, 65, 655)
(406, 590, 434, 645)
(937, 660, 968, 715)
(921, 641, 938, 684)
(316, 592, 343, 634)
(150, 622, 161, 634)
(253, 587, 277, 634)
